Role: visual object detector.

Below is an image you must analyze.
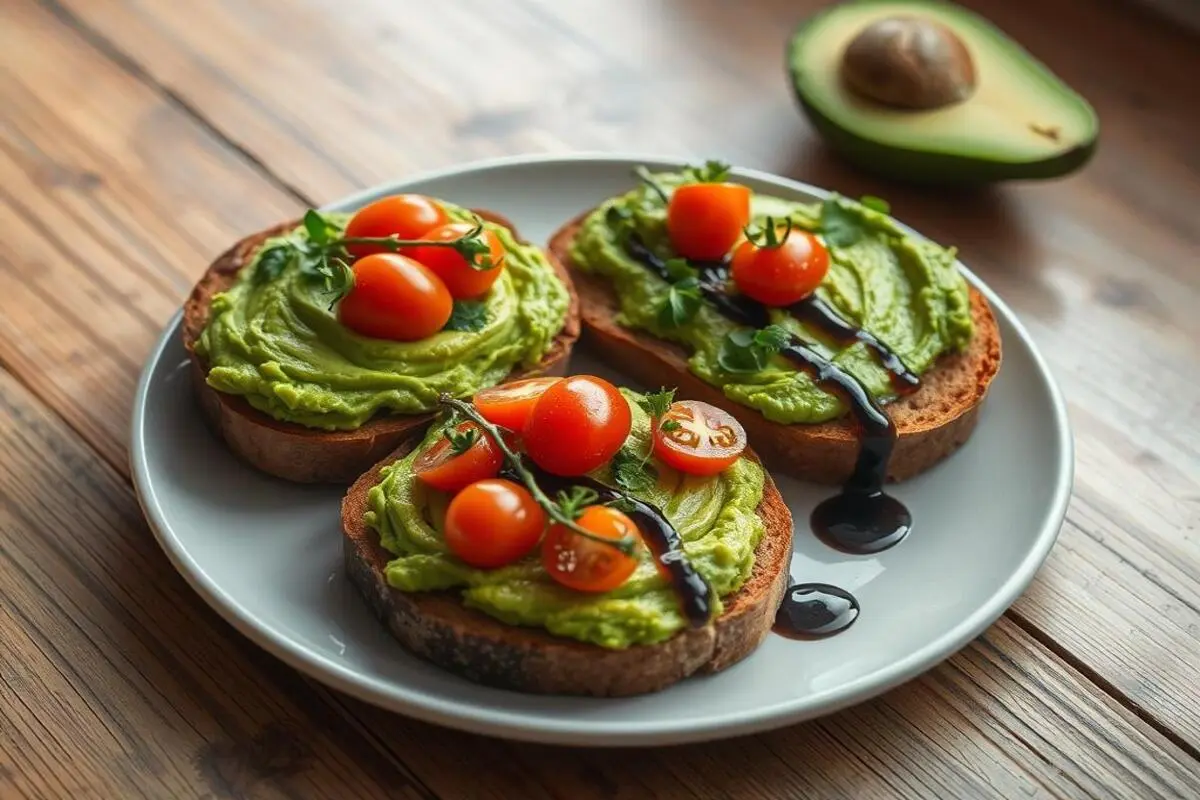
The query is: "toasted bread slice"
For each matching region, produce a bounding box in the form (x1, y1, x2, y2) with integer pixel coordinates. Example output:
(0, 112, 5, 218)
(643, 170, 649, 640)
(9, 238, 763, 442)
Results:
(341, 440, 793, 696)
(183, 210, 580, 484)
(548, 213, 1001, 484)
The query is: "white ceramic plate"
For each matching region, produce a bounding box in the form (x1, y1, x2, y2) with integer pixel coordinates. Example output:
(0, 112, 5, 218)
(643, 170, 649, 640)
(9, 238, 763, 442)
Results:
(131, 154, 1072, 746)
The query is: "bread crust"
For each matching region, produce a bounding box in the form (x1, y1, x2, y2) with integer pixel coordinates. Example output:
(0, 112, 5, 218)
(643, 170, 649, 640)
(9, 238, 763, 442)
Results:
(182, 210, 580, 484)
(340, 440, 793, 697)
(547, 212, 1002, 484)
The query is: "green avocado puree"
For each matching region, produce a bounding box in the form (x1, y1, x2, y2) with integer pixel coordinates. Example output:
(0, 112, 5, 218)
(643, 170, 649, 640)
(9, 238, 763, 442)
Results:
(363, 390, 766, 649)
(569, 172, 973, 424)
(195, 204, 569, 430)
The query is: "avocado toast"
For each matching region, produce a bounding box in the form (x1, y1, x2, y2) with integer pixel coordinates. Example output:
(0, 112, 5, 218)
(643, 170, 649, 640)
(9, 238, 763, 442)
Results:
(341, 379, 792, 696)
(549, 164, 1001, 485)
(184, 202, 580, 484)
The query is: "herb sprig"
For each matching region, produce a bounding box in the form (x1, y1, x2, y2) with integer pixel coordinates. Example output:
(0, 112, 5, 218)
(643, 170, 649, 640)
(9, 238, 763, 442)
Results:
(611, 388, 677, 493)
(717, 325, 793, 374)
(819, 194, 892, 248)
(252, 209, 496, 310)
(437, 395, 638, 555)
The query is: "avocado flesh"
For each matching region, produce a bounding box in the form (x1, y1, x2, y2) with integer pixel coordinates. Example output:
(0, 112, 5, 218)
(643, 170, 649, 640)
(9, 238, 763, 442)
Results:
(788, 0, 1098, 183)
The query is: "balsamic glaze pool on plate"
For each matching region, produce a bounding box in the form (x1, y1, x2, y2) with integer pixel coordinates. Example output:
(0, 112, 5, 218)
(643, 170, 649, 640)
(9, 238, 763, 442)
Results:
(773, 583, 860, 639)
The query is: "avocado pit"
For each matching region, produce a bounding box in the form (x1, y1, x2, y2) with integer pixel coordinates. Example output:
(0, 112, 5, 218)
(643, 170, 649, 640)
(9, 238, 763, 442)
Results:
(841, 16, 976, 110)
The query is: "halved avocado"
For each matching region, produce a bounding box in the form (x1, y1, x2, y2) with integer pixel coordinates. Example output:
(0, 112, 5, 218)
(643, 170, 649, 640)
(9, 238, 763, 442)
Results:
(787, 0, 1098, 183)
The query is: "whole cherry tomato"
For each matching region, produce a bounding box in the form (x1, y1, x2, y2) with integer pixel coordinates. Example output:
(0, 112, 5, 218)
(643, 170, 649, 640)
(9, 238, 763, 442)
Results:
(652, 400, 747, 476)
(542, 505, 641, 592)
(344, 194, 449, 259)
(411, 222, 506, 299)
(667, 182, 752, 261)
(522, 376, 632, 476)
(730, 227, 829, 307)
(337, 253, 452, 341)
(443, 479, 546, 569)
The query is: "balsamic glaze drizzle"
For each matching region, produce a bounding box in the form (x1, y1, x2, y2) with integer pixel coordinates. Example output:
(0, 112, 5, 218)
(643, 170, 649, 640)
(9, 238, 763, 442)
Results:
(513, 466, 714, 628)
(772, 583, 860, 639)
(626, 235, 913, 556)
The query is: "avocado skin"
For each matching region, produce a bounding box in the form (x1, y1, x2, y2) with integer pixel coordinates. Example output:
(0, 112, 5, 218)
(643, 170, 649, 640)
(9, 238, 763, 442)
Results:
(785, 2, 1099, 185)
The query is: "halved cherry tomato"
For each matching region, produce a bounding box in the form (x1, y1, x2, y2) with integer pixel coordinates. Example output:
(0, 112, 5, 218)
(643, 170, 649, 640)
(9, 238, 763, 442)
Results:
(652, 400, 747, 476)
(542, 505, 641, 592)
(523, 376, 632, 476)
(667, 182, 752, 261)
(413, 422, 503, 494)
(730, 228, 829, 307)
(473, 377, 561, 432)
(443, 479, 546, 569)
(410, 222, 506, 299)
(344, 194, 449, 259)
(337, 253, 452, 341)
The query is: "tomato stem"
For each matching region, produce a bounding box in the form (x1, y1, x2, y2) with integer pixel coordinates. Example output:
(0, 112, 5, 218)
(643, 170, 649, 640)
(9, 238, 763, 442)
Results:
(334, 220, 499, 270)
(743, 215, 795, 250)
(438, 395, 639, 556)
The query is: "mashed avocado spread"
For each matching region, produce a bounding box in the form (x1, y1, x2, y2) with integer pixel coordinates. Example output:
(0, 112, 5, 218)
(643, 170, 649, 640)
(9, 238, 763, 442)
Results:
(569, 172, 973, 424)
(364, 390, 765, 649)
(196, 204, 569, 430)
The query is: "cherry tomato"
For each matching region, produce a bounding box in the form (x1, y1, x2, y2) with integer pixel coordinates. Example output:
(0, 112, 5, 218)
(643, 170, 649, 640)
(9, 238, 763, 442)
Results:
(667, 182, 752, 261)
(410, 222, 506, 299)
(443, 479, 547, 569)
(542, 506, 641, 592)
(523, 376, 632, 476)
(473, 377, 561, 431)
(730, 229, 829, 307)
(652, 401, 747, 476)
(413, 422, 503, 494)
(344, 194, 449, 259)
(337, 253, 452, 341)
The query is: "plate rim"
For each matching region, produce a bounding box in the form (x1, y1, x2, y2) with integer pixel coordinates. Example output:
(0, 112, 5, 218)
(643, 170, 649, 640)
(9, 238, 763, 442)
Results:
(130, 151, 1074, 746)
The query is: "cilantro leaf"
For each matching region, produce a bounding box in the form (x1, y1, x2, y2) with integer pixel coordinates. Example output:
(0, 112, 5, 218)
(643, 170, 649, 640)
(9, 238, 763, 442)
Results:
(683, 159, 732, 183)
(717, 324, 793, 374)
(442, 300, 489, 333)
(637, 388, 677, 420)
(660, 419, 682, 433)
(859, 195, 891, 215)
(820, 198, 865, 248)
(664, 258, 698, 281)
(657, 277, 703, 328)
(611, 448, 657, 493)
(317, 256, 355, 310)
(303, 209, 336, 245)
(252, 243, 294, 285)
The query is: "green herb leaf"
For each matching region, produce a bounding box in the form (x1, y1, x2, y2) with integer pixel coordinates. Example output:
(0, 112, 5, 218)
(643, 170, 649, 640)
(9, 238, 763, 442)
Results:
(556, 486, 600, 520)
(303, 209, 335, 245)
(657, 277, 703, 328)
(859, 195, 891, 215)
(717, 324, 792, 374)
(637, 388, 677, 420)
(317, 256, 355, 310)
(664, 257, 698, 281)
(660, 419, 682, 433)
(611, 448, 658, 494)
(820, 198, 865, 248)
(442, 300, 489, 333)
(444, 424, 480, 455)
(683, 159, 732, 183)
(252, 243, 294, 284)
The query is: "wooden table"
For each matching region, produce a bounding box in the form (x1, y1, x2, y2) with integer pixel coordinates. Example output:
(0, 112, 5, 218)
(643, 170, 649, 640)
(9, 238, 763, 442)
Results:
(1, 0, 1197, 796)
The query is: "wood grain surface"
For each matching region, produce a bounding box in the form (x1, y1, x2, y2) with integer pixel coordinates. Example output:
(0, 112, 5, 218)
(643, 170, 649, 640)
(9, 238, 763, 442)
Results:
(1, 0, 1198, 796)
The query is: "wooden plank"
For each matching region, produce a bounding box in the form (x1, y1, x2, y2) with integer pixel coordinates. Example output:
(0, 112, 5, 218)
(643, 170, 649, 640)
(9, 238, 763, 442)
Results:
(0, 368, 434, 799)
(328, 618, 1200, 800)
(42, 0, 1200, 751)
